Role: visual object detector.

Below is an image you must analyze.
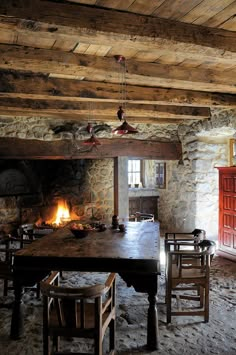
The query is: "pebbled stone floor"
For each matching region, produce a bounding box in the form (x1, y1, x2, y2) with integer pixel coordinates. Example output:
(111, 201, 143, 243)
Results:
(0, 239, 235, 355)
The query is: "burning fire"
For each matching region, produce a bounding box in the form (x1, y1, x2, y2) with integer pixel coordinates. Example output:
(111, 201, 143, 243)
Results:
(53, 200, 71, 226)
(35, 199, 79, 228)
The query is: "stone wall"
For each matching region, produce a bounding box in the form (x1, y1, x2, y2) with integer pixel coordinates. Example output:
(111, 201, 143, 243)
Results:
(158, 108, 236, 238)
(79, 159, 114, 222)
(0, 109, 235, 239)
(0, 115, 180, 142)
(0, 159, 114, 233)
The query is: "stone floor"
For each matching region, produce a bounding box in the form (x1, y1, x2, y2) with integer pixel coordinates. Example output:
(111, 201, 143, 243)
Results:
(0, 240, 235, 354)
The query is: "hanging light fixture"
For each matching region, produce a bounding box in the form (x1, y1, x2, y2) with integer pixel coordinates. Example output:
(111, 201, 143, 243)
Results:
(72, 106, 101, 153)
(112, 55, 138, 135)
(82, 122, 101, 147)
(113, 120, 138, 135)
(82, 133, 101, 146)
(82, 104, 101, 147)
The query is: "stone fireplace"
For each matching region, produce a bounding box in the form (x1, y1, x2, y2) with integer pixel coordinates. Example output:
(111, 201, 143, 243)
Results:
(0, 159, 114, 235)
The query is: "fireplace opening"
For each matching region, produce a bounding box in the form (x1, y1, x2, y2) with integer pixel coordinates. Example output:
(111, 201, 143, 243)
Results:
(0, 159, 114, 236)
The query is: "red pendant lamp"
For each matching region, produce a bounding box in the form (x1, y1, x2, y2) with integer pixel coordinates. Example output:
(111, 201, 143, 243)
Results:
(113, 120, 138, 135)
(83, 134, 101, 146)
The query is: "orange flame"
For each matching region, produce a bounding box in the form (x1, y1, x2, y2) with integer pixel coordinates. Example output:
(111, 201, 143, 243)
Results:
(53, 200, 71, 226)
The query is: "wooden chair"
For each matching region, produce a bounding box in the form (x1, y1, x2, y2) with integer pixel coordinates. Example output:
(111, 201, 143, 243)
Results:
(0, 257, 14, 307)
(0, 235, 20, 297)
(165, 228, 206, 242)
(164, 228, 206, 260)
(40, 272, 116, 355)
(0, 234, 42, 297)
(165, 241, 215, 324)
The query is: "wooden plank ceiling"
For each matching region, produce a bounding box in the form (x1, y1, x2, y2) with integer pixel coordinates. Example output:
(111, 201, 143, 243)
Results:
(0, 0, 235, 126)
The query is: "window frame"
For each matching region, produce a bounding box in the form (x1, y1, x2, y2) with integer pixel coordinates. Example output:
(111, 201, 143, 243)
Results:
(229, 139, 236, 166)
(128, 159, 166, 189)
(155, 162, 166, 189)
(128, 159, 144, 187)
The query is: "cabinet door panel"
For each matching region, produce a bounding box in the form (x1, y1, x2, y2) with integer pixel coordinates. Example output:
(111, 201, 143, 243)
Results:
(218, 168, 236, 260)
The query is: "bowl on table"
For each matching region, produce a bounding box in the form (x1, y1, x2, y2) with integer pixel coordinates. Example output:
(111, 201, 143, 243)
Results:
(70, 222, 94, 238)
(70, 228, 89, 238)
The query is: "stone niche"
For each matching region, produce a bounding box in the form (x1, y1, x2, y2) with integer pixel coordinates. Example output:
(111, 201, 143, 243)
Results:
(0, 159, 114, 234)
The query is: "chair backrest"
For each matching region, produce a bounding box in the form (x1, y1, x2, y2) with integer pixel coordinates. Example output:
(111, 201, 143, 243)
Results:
(0, 234, 41, 297)
(165, 238, 216, 262)
(165, 240, 215, 323)
(167, 243, 215, 281)
(135, 212, 154, 222)
(165, 228, 206, 241)
(40, 272, 116, 344)
(41, 284, 104, 331)
(0, 235, 19, 278)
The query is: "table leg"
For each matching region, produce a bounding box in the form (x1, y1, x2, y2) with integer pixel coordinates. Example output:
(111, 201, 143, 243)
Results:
(10, 282, 24, 339)
(147, 291, 159, 350)
(119, 272, 159, 350)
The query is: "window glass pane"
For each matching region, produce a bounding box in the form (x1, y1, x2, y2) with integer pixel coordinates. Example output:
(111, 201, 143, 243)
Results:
(155, 162, 166, 189)
(134, 160, 140, 171)
(134, 172, 140, 184)
(128, 159, 141, 186)
(128, 159, 166, 189)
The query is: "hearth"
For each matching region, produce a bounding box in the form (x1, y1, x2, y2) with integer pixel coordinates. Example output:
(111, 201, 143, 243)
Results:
(0, 158, 114, 237)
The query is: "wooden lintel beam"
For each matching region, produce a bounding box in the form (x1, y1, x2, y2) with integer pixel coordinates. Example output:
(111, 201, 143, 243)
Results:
(0, 71, 235, 107)
(0, 45, 235, 93)
(0, 1, 235, 54)
(0, 137, 182, 160)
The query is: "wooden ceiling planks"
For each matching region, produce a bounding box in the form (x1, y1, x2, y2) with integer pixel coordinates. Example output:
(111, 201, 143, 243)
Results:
(65, 0, 236, 31)
(204, 3, 236, 29)
(152, 0, 204, 20)
(96, 0, 135, 11)
(179, 0, 235, 25)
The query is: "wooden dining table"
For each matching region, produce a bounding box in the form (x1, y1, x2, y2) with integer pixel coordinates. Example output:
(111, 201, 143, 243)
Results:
(10, 221, 161, 350)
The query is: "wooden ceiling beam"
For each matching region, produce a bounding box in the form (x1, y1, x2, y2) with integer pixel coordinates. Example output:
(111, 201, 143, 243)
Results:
(0, 71, 235, 108)
(0, 97, 210, 121)
(0, 45, 235, 93)
(0, 137, 182, 160)
(0, 1, 235, 51)
(0, 1, 235, 63)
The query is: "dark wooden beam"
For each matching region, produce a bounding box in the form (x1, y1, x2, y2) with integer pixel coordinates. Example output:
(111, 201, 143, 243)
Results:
(0, 97, 211, 121)
(0, 71, 235, 108)
(0, 137, 182, 160)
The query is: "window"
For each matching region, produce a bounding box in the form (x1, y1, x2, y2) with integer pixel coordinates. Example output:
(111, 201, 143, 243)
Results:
(229, 139, 236, 166)
(155, 162, 166, 189)
(128, 160, 142, 187)
(128, 160, 166, 189)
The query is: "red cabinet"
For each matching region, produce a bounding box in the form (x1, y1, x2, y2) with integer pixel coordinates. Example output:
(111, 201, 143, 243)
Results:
(217, 167, 236, 261)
